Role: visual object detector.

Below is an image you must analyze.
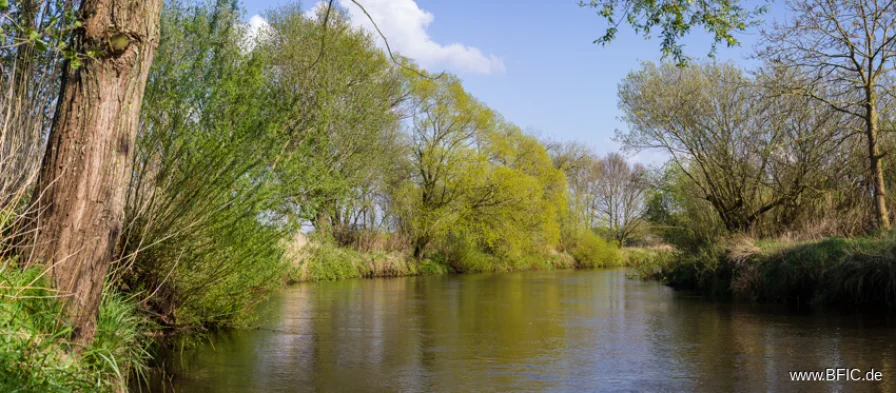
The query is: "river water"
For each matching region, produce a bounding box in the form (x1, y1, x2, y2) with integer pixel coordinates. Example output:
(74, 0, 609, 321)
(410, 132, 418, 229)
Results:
(148, 269, 896, 392)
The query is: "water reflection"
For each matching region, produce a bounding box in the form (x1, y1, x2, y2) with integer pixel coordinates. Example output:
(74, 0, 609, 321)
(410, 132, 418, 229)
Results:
(149, 270, 896, 392)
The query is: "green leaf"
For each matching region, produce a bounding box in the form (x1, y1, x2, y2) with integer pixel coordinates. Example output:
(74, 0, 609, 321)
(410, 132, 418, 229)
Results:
(0, 0, 8, 11)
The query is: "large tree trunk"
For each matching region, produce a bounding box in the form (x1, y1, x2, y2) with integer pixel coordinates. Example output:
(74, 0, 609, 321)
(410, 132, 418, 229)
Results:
(32, 0, 163, 347)
(867, 101, 891, 232)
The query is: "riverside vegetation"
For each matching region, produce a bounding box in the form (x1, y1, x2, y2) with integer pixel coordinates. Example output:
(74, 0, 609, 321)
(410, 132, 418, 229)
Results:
(4, 0, 896, 391)
(1, 1, 625, 391)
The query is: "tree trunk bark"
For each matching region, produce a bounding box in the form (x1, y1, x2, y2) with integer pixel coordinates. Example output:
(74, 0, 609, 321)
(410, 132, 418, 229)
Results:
(867, 101, 891, 232)
(32, 0, 163, 347)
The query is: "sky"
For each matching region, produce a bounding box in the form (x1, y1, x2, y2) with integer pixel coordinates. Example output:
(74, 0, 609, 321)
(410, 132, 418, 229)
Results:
(243, 0, 785, 164)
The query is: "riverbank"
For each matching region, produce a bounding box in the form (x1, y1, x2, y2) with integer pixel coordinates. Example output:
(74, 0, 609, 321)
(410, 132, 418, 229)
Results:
(633, 234, 896, 308)
(2, 229, 625, 392)
(284, 235, 625, 283)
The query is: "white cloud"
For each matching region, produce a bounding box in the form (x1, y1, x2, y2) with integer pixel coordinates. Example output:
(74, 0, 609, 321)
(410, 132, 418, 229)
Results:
(303, 0, 505, 75)
(246, 15, 272, 46)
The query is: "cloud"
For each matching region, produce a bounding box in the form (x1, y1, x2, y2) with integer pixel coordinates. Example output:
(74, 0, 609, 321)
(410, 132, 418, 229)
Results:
(245, 14, 272, 47)
(304, 0, 505, 75)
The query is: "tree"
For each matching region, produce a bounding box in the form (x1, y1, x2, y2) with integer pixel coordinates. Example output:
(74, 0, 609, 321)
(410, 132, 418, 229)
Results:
(469, 121, 567, 256)
(618, 62, 818, 232)
(579, 0, 767, 62)
(755, 64, 855, 233)
(259, 4, 405, 237)
(30, 0, 163, 346)
(759, 0, 896, 231)
(594, 153, 647, 246)
(400, 70, 494, 258)
(547, 140, 602, 232)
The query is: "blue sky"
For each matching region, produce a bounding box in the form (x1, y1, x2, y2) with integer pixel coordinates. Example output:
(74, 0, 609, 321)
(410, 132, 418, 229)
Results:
(244, 0, 784, 164)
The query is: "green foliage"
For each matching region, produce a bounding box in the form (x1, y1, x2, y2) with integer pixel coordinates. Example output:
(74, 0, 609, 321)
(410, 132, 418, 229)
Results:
(286, 234, 450, 282)
(580, 0, 767, 63)
(399, 72, 569, 264)
(0, 2, 81, 66)
(0, 266, 150, 393)
(442, 232, 500, 272)
(623, 247, 670, 270)
(643, 166, 726, 251)
(568, 231, 622, 268)
(118, 0, 290, 331)
(414, 259, 451, 275)
(259, 4, 405, 227)
(748, 235, 896, 307)
(303, 239, 368, 282)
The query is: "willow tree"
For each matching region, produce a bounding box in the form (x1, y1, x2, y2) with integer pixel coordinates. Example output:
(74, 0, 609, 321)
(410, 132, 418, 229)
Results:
(261, 5, 405, 239)
(31, 0, 163, 346)
(619, 62, 787, 232)
(469, 122, 568, 256)
(620, 61, 847, 234)
(760, 0, 896, 232)
(400, 71, 494, 258)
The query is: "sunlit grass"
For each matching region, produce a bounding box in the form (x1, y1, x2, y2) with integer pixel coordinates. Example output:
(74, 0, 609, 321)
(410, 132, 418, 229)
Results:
(0, 265, 151, 393)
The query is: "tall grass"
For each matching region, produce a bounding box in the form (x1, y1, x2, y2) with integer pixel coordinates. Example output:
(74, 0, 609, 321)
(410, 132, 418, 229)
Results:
(636, 234, 896, 308)
(285, 234, 449, 283)
(0, 266, 151, 393)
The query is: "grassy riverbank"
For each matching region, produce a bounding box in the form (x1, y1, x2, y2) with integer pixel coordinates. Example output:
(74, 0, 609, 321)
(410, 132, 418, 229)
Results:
(0, 267, 151, 393)
(1, 232, 623, 392)
(285, 232, 624, 283)
(633, 234, 896, 308)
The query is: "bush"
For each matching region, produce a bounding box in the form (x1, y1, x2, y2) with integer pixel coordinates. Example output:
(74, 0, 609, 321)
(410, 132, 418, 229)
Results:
(412, 258, 451, 275)
(117, 1, 291, 332)
(443, 233, 501, 272)
(747, 235, 896, 307)
(569, 232, 622, 268)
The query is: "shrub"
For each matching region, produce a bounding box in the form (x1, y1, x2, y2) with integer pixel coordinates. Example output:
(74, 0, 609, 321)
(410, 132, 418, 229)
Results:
(285, 233, 454, 282)
(642, 234, 896, 309)
(117, 1, 291, 332)
(569, 231, 622, 268)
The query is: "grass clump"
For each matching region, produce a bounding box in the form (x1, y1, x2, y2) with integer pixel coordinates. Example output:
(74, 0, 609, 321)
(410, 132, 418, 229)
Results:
(303, 240, 367, 281)
(0, 266, 151, 393)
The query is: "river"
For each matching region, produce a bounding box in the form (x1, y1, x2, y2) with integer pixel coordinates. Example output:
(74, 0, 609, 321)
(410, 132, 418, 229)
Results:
(147, 269, 896, 392)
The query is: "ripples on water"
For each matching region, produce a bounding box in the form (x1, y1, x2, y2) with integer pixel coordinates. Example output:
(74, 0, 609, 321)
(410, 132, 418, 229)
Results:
(148, 269, 896, 392)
